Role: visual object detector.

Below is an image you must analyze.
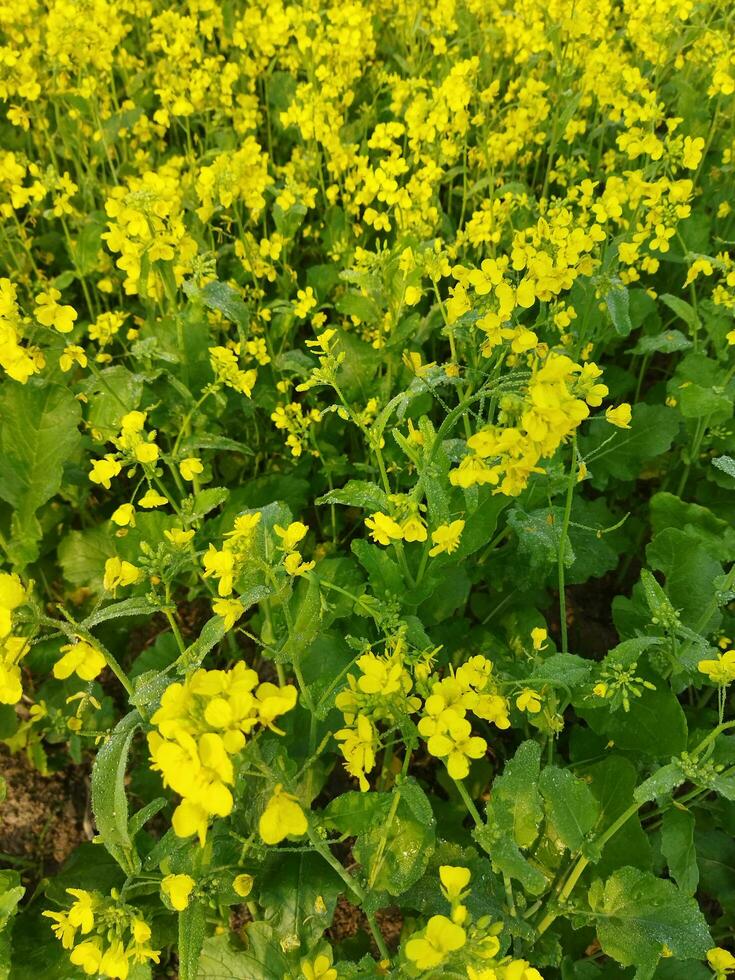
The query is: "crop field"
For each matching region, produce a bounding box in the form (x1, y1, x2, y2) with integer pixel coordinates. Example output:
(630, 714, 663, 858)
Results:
(0, 1, 735, 978)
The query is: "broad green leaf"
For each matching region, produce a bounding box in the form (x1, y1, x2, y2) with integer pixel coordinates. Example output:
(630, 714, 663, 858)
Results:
(606, 283, 633, 336)
(660, 809, 698, 896)
(197, 928, 294, 980)
(580, 686, 687, 760)
(323, 791, 392, 836)
(584, 756, 651, 876)
(91, 710, 140, 871)
(58, 526, 116, 591)
(0, 382, 81, 557)
(592, 867, 711, 979)
(259, 852, 342, 947)
(583, 404, 679, 483)
(528, 653, 592, 689)
(178, 898, 207, 980)
(660, 294, 698, 329)
(650, 492, 735, 563)
(475, 741, 547, 895)
(353, 779, 436, 896)
(647, 527, 724, 632)
(316, 480, 389, 512)
(185, 279, 250, 330)
(508, 506, 574, 570)
(82, 596, 160, 629)
(539, 766, 599, 851)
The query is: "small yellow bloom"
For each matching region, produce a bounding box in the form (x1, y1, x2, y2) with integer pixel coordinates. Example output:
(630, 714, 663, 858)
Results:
(233, 874, 254, 898)
(180, 457, 203, 481)
(439, 866, 471, 902)
(134, 441, 159, 464)
(283, 551, 315, 576)
(139, 488, 167, 508)
(301, 954, 337, 980)
(212, 597, 245, 630)
(708, 948, 735, 977)
(429, 520, 465, 557)
(53, 640, 106, 682)
(111, 503, 135, 527)
(59, 345, 87, 372)
(164, 528, 195, 548)
(605, 403, 632, 429)
(161, 874, 195, 912)
(698, 650, 735, 686)
(516, 689, 542, 714)
(405, 915, 466, 970)
(259, 785, 308, 845)
(274, 522, 308, 552)
(531, 627, 548, 651)
(89, 455, 121, 489)
(103, 557, 142, 592)
(365, 512, 403, 546)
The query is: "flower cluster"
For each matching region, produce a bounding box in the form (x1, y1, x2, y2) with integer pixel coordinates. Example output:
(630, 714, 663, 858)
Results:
(44, 888, 159, 980)
(148, 664, 297, 843)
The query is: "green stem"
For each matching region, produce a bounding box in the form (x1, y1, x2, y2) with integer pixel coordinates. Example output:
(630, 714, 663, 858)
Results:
(558, 435, 578, 654)
(454, 777, 483, 827)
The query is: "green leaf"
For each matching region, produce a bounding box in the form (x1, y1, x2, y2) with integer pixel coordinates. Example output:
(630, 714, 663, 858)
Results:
(0, 382, 81, 557)
(82, 596, 160, 629)
(634, 762, 687, 804)
(592, 867, 711, 979)
(259, 852, 342, 947)
(630, 330, 692, 355)
(178, 898, 207, 980)
(606, 284, 633, 336)
(580, 686, 687, 760)
(584, 756, 651, 876)
(277, 577, 321, 665)
(475, 741, 547, 895)
(58, 526, 117, 591)
(529, 653, 592, 689)
(91, 710, 140, 872)
(650, 492, 735, 563)
(316, 480, 389, 512)
(584, 404, 679, 483)
(353, 779, 436, 896)
(660, 294, 698, 329)
(185, 279, 250, 330)
(508, 506, 574, 570)
(712, 454, 735, 480)
(647, 527, 724, 632)
(660, 809, 698, 896)
(539, 766, 599, 851)
(197, 928, 293, 980)
(323, 791, 392, 835)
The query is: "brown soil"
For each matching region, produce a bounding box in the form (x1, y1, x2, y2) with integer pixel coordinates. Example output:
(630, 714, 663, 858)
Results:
(0, 744, 90, 874)
(327, 895, 403, 955)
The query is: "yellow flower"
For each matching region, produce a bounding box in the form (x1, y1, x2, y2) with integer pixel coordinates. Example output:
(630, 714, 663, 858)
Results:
(274, 522, 309, 551)
(531, 627, 548, 651)
(301, 954, 337, 980)
(516, 689, 542, 714)
(405, 915, 466, 970)
(439, 866, 471, 902)
(89, 455, 121, 489)
(164, 528, 195, 548)
(139, 488, 167, 508)
(202, 546, 235, 596)
(401, 515, 428, 542)
(69, 940, 103, 974)
(682, 135, 705, 170)
(335, 714, 376, 791)
(427, 717, 486, 779)
(180, 457, 203, 481)
(698, 650, 735, 686)
(54, 640, 106, 682)
(212, 597, 245, 631)
(259, 785, 308, 845)
(605, 403, 632, 429)
(284, 551, 316, 576)
(99, 939, 129, 979)
(103, 557, 142, 591)
(134, 441, 159, 464)
(429, 520, 465, 557)
(59, 345, 87, 372)
(161, 874, 195, 912)
(365, 512, 403, 546)
(233, 874, 254, 898)
(708, 948, 735, 977)
(35, 288, 77, 334)
(111, 503, 135, 527)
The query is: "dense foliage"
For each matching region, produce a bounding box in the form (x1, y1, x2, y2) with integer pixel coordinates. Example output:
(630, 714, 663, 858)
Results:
(1, 1, 735, 978)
